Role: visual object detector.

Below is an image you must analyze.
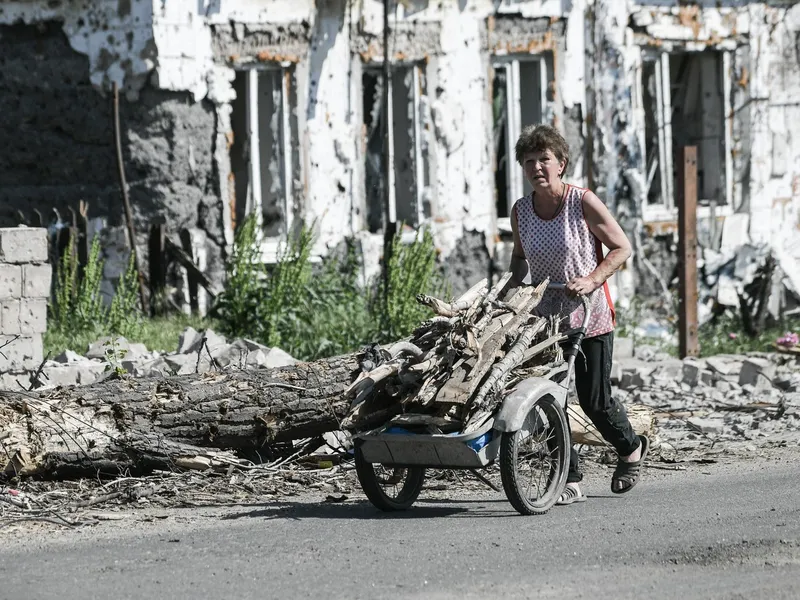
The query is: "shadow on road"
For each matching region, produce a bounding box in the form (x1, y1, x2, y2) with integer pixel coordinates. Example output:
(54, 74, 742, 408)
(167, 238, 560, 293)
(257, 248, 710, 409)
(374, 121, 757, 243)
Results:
(219, 498, 517, 521)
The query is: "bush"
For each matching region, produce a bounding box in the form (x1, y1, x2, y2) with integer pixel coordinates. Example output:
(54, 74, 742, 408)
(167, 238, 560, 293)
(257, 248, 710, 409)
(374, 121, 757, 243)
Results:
(212, 217, 447, 360)
(47, 233, 144, 354)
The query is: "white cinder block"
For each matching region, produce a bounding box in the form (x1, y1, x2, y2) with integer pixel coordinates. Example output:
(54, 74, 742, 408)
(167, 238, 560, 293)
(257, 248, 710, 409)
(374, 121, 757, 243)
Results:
(0, 228, 48, 264)
(23, 264, 53, 298)
(0, 264, 22, 300)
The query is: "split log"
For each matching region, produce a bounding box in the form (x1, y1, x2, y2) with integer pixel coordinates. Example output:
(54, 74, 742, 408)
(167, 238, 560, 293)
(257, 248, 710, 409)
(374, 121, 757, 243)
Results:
(0, 355, 359, 478)
(567, 403, 657, 446)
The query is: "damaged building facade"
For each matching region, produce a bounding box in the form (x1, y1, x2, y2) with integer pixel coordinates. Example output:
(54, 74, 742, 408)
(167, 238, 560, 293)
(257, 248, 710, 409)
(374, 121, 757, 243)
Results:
(1, 0, 798, 308)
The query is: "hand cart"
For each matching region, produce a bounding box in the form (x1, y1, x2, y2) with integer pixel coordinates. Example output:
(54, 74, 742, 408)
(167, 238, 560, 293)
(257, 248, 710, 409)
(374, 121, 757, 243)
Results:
(353, 284, 592, 515)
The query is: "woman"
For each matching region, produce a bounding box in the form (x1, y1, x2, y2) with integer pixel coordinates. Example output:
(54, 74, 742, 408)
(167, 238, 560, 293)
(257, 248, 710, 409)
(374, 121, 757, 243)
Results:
(508, 124, 647, 504)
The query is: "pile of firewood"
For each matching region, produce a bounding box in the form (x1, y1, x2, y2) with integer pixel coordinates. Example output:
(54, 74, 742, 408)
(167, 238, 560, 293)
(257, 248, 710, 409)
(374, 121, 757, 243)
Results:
(342, 276, 567, 434)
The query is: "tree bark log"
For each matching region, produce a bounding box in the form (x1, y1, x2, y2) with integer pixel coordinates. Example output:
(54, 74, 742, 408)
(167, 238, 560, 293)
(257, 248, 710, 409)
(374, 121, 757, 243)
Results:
(0, 355, 359, 478)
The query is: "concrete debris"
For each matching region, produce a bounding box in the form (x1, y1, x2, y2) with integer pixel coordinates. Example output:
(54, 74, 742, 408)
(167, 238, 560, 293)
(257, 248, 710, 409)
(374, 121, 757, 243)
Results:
(611, 337, 800, 456)
(0, 328, 297, 392)
(701, 243, 800, 325)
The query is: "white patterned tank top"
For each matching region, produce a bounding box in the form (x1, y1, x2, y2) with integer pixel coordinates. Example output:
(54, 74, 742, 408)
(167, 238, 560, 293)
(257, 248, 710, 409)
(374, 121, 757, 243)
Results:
(513, 184, 615, 338)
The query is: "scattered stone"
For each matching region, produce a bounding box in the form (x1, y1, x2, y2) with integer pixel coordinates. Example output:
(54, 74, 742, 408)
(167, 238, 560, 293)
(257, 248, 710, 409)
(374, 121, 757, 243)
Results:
(687, 417, 725, 435)
(739, 357, 777, 386)
(177, 327, 202, 354)
(54, 349, 86, 364)
(614, 336, 634, 360)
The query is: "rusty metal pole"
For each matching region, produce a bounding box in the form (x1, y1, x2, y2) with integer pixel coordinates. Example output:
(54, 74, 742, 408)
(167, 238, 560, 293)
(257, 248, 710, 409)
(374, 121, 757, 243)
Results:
(678, 146, 699, 358)
(112, 81, 149, 314)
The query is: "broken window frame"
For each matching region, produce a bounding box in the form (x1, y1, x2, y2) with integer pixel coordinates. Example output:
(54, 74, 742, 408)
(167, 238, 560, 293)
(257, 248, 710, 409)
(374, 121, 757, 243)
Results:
(491, 54, 551, 222)
(637, 49, 734, 222)
(362, 62, 430, 232)
(236, 64, 298, 262)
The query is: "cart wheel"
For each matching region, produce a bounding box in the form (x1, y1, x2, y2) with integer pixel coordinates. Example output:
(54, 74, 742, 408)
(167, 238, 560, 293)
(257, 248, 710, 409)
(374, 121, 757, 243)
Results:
(355, 448, 425, 511)
(499, 394, 569, 515)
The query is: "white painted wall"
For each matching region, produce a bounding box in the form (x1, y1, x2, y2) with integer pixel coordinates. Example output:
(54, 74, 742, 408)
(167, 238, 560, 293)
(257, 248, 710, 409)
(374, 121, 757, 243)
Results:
(0, 0, 154, 98)
(3, 0, 799, 294)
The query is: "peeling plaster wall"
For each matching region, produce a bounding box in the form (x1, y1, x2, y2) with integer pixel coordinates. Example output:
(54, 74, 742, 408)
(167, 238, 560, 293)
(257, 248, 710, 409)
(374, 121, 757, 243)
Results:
(4, 0, 798, 305)
(0, 5, 224, 291)
(624, 2, 800, 295)
(0, 0, 155, 98)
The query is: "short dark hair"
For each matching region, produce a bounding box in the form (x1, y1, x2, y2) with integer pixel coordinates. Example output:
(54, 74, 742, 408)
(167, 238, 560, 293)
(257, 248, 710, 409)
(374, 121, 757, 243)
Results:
(514, 124, 570, 176)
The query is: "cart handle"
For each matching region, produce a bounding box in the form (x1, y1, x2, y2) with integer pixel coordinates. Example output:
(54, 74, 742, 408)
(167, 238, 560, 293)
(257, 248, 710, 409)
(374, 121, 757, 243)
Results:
(545, 282, 593, 387)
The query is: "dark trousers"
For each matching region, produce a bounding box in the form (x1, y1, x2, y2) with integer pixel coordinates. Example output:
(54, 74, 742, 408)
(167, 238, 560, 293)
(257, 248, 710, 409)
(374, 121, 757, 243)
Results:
(565, 332, 640, 483)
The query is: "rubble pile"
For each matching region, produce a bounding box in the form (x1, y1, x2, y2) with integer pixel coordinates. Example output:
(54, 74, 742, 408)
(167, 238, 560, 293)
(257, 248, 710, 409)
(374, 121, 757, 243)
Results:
(0, 327, 298, 391)
(612, 345, 800, 455)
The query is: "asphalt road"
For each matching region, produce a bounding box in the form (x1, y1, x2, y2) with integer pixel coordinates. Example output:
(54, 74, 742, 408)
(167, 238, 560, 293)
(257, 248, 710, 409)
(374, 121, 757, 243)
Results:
(2, 457, 799, 600)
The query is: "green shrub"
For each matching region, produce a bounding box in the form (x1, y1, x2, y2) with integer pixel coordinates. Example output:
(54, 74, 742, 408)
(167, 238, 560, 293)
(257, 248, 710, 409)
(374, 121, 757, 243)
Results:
(374, 227, 448, 342)
(47, 232, 143, 354)
(212, 218, 447, 360)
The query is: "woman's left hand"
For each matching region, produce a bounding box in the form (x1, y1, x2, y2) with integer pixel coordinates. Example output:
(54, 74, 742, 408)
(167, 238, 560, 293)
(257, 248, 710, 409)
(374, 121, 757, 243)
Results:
(566, 276, 600, 296)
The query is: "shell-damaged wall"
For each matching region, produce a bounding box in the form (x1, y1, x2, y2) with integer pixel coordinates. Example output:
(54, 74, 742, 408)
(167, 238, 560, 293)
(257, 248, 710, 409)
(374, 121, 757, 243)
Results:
(0, 0, 579, 298)
(593, 2, 800, 303)
(0, 1, 225, 291)
(1, 1, 797, 305)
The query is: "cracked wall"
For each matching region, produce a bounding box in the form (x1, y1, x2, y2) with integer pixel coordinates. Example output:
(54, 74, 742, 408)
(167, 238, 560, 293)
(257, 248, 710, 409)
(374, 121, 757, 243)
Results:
(2, 0, 798, 306)
(0, 14, 224, 294)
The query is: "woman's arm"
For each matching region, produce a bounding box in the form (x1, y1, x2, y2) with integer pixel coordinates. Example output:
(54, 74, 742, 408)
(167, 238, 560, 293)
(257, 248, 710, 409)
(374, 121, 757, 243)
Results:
(566, 191, 632, 296)
(509, 203, 530, 286)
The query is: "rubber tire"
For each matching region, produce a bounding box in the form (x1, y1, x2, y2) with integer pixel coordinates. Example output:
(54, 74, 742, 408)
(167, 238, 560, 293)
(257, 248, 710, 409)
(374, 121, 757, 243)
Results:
(499, 394, 570, 515)
(354, 448, 426, 511)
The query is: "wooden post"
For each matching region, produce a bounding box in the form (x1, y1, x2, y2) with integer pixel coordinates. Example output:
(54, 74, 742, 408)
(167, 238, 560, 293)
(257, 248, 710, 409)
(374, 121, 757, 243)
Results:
(678, 146, 699, 358)
(180, 229, 200, 314)
(148, 223, 167, 315)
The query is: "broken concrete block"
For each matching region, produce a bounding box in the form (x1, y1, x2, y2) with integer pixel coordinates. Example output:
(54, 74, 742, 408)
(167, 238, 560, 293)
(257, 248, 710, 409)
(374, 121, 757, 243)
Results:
(164, 352, 212, 375)
(243, 338, 270, 352)
(245, 349, 270, 369)
(687, 417, 725, 435)
(126, 343, 150, 360)
(39, 365, 82, 388)
(682, 360, 706, 387)
(715, 380, 733, 394)
(131, 357, 171, 378)
(86, 337, 132, 361)
(55, 349, 86, 363)
(700, 370, 715, 387)
(177, 327, 201, 354)
(211, 340, 250, 368)
(652, 359, 683, 383)
(77, 362, 108, 385)
(199, 329, 228, 352)
(614, 336, 634, 360)
(738, 358, 776, 386)
(706, 357, 743, 377)
(263, 347, 297, 369)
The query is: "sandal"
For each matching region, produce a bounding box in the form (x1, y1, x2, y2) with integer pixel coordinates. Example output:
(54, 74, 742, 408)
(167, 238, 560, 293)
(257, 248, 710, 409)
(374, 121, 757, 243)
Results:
(611, 435, 649, 494)
(556, 483, 587, 505)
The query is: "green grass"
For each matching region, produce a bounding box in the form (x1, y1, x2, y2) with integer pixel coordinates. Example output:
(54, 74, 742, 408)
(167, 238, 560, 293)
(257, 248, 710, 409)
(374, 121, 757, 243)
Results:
(44, 313, 219, 358)
(614, 294, 800, 358)
(697, 315, 800, 357)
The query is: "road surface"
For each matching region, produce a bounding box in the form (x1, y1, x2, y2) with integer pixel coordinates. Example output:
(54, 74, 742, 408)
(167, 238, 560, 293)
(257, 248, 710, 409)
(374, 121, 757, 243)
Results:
(2, 456, 799, 600)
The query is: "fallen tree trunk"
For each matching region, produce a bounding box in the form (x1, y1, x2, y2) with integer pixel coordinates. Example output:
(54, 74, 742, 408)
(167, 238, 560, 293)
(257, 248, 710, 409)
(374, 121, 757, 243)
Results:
(0, 355, 359, 478)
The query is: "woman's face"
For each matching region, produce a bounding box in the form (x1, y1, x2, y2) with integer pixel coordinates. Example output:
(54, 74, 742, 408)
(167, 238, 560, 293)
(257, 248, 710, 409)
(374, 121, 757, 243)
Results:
(522, 148, 566, 194)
